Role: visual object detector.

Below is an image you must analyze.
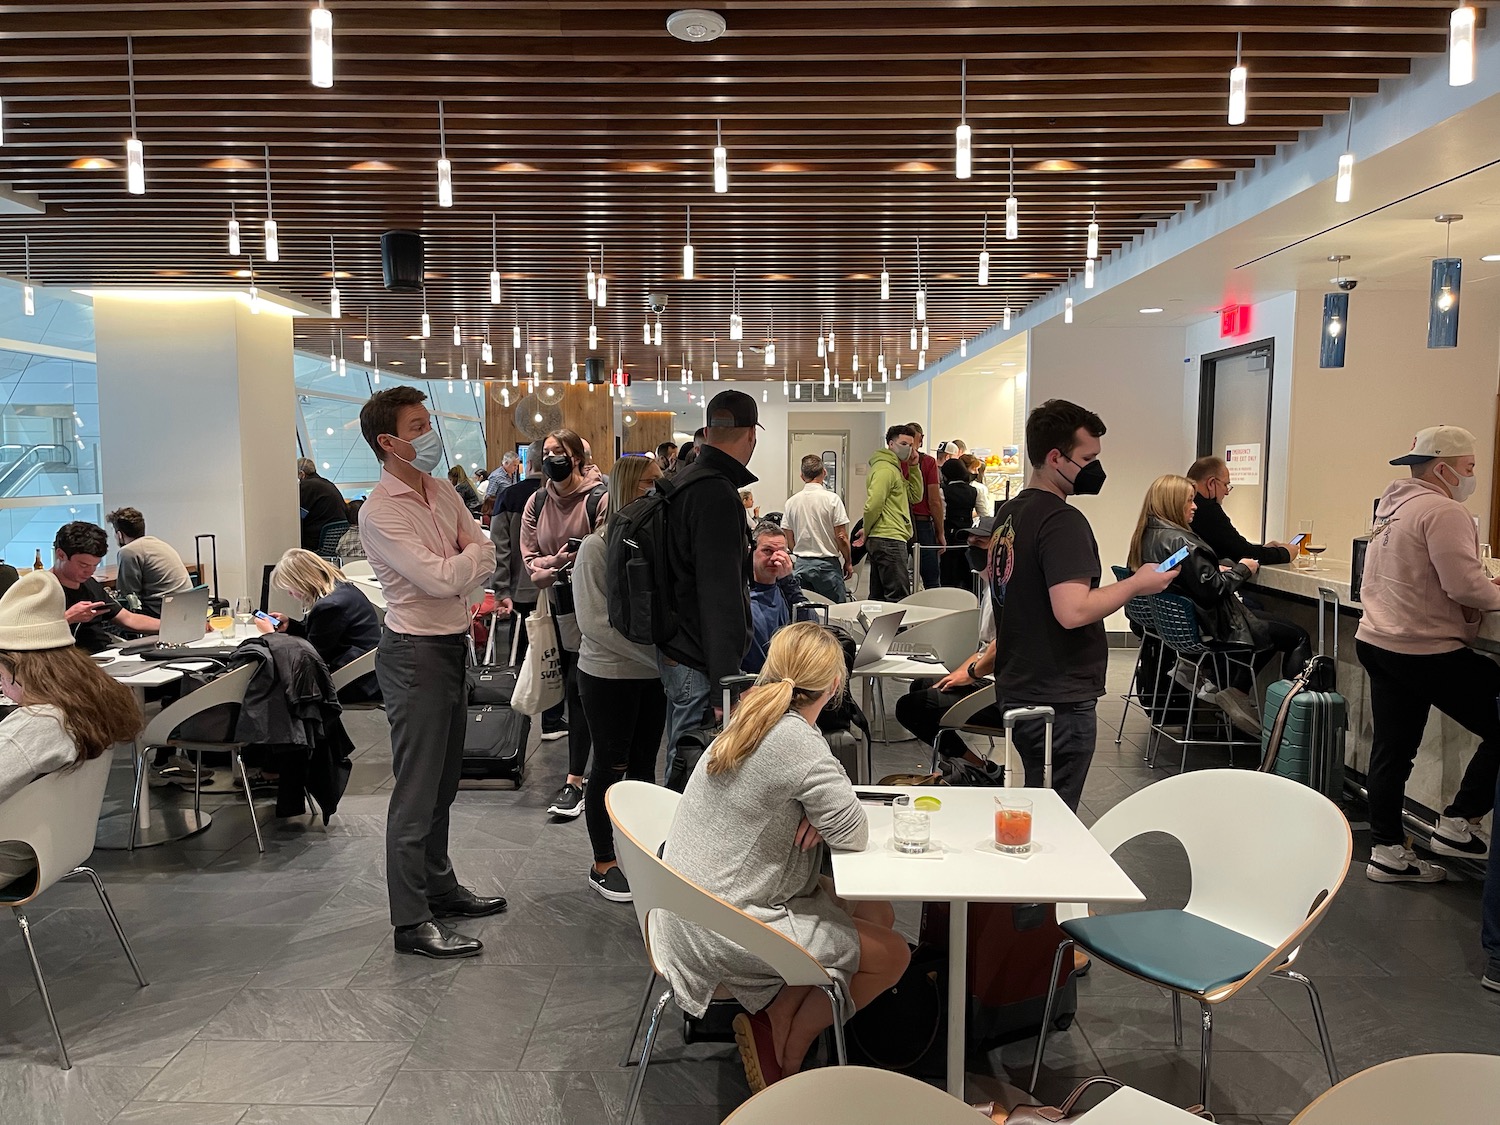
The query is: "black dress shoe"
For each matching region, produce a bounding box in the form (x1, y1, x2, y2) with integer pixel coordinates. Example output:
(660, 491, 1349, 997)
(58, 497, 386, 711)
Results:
(428, 885, 509, 918)
(394, 920, 483, 959)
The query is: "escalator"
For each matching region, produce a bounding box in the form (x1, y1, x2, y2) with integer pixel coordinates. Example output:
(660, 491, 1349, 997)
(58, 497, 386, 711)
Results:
(0, 443, 73, 498)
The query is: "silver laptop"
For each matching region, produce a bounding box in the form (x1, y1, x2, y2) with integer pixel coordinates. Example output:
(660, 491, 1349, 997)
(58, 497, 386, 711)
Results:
(852, 609, 907, 670)
(157, 587, 210, 646)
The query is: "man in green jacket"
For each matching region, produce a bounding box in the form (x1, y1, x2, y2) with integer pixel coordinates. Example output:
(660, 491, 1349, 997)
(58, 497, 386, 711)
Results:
(862, 424, 924, 600)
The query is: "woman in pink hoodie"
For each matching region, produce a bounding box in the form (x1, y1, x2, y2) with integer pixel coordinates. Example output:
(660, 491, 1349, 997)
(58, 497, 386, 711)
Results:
(1357, 425, 1500, 888)
(521, 428, 608, 820)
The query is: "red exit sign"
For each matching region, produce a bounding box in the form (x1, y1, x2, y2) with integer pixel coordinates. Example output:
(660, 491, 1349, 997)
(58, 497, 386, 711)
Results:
(1220, 304, 1252, 337)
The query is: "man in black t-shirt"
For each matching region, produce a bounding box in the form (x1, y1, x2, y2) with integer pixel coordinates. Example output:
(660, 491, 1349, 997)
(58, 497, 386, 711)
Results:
(50, 521, 161, 654)
(893, 399, 1177, 810)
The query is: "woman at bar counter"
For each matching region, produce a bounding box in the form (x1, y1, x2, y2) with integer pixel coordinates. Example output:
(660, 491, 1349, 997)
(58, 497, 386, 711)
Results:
(1127, 474, 1310, 734)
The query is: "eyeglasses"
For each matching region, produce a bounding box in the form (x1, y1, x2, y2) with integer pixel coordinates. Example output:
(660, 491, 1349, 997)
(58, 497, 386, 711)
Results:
(1216, 478, 1234, 494)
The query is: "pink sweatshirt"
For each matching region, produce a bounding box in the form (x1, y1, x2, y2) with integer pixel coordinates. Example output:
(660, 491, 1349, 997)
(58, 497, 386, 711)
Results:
(520, 465, 608, 588)
(1356, 477, 1500, 654)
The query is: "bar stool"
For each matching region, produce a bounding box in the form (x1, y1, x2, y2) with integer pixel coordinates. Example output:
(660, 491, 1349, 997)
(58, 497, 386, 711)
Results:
(1110, 565, 1167, 752)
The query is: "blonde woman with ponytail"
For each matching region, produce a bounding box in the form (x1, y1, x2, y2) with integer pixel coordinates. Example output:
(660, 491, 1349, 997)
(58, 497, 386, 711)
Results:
(654, 622, 910, 1092)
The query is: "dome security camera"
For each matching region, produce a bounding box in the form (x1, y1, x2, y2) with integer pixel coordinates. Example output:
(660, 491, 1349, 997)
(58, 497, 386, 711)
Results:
(648, 293, 669, 314)
(1332, 277, 1358, 291)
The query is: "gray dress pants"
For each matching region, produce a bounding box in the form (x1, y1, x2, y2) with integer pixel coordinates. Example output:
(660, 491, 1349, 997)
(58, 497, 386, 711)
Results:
(377, 628, 468, 927)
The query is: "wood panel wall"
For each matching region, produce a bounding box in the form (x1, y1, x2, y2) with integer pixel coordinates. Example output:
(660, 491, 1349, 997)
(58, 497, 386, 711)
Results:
(622, 411, 675, 456)
(483, 381, 616, 476)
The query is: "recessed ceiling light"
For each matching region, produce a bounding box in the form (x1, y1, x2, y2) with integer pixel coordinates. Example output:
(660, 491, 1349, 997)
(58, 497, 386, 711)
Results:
(761, 162, 807, 173)
(618, 161, 677, 174)
(492, 161, 537, 173)
(203, 157, 257, 171)
(349, 159, 396, 172)
(1483, 254, 1500, 262)
(895, 161, 937, 173)
(1022, 271, 1057, 280)
(1001, 361, 1017, 367)
(69, 156, 118, 170)
(666, 9, 727, 43)
(1032, 158, 1083, 172)
(1139, 307, 1165, 314)
(1170, 158, 1223, 170)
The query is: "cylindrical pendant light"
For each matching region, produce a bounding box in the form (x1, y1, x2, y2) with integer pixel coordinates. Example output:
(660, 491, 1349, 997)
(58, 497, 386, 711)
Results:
(1320, 292, 1349, 368)
(124, 37, 145, 195)
(420, 347, 427, 375)
(1084, 257, 1095, 290)
(1228, 33, 1248, 126)
(880, 258, 890, 301)
(914, 236, 926, 321)
(1086, 205, 1099, 260)
(921, 323, 929, 351)
(421, 286, 431, 338)
(327, 236, 341, 318)
(452, 319, 461, 346)
(363, 307, 372, 362)
(228, 203, 240, 256)
(977, 213, 990, 286)
(910, 321, 918, 351)
(1335, 98, 1355, 203)
(1429, 215, 1463, 349)
(643, 318, 652, 346)
(1003, 305, 1012, 331)
(489, 214, 502, 303)
(596, 246, 607, 307)
(712, 335, 721, 380)
(309, 2, 334, 88)
(960, 338, 967, 358)
(682, 205, 695, 279)
(654, 317, 662, 347)
(21, 235, 34, 316)
(954, 60, 972, 180)
(586, 254, 596, 302)
(1064, 295, 1074, 324)
(262, 144, 279, 262)
(436, 100, 453, 208)
(1451, 4, 1477, 86)
(1005, 147, 1018, 240)
(713, 119, 728, 193)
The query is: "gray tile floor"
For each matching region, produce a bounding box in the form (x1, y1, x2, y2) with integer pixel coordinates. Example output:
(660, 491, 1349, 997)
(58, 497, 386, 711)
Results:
(2, 652, 1498, 1124)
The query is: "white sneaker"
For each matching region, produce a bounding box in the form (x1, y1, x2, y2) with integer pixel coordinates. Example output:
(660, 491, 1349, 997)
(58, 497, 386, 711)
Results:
(1429, 815, 1490, 859)
(1171, 664, 1201, 693)
(1367, 843, 1447, 883)
(1214, 687, 1261, 736)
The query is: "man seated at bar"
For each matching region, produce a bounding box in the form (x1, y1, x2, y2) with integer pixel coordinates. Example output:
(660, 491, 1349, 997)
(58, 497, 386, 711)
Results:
(1186, 455, 1293, 565)
(1357, 425, 1500, 884)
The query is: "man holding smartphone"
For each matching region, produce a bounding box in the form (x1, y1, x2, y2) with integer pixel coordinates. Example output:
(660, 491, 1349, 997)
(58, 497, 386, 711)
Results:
(911, 400, 1177, 811)
(359, 386, 506, 960)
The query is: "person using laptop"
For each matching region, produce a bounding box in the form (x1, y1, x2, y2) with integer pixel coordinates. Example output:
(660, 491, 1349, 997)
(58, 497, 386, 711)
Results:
(50, 521, 161, 655)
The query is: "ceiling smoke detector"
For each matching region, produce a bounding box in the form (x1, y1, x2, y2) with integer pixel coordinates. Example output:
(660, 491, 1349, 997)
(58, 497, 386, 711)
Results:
(667, 9, 727, 43)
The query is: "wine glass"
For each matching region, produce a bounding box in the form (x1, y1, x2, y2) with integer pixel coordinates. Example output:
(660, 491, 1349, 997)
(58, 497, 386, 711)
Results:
(233, 596, 254, 637)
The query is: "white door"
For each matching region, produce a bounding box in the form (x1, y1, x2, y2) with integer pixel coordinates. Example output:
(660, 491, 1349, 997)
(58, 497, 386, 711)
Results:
(788, 431, 849, 509)
(1207, 352, 1271, 541)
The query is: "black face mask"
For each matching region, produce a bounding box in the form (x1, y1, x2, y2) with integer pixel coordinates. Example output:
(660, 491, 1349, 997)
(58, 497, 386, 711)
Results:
(542, 454, 574, 482)
(1064, 456, 1107, 496)
(966, 545, 989, 572)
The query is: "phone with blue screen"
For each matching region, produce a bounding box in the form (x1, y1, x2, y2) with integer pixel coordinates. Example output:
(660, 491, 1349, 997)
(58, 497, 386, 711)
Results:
(1157, 545, 1191, 573)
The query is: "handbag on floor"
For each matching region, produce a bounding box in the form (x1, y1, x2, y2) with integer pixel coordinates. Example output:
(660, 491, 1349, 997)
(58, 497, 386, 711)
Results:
(511, 589, 564, 716)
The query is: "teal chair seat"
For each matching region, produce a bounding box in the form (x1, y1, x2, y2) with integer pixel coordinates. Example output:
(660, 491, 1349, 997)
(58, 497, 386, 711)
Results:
(1062, 910, 1274, 995)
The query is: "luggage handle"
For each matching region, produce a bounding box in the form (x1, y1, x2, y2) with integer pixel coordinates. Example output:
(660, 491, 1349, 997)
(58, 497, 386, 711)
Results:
(719, 673, 758, 718)
(1002, 705, 1054, 790)
(1316, 586, 1340, 664)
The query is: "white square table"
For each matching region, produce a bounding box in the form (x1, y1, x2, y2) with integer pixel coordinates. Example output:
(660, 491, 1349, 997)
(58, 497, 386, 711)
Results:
(829, 785, 1144, 1098)
(827, 599, 959, 634)
(1072, 1085, 1208, 1123)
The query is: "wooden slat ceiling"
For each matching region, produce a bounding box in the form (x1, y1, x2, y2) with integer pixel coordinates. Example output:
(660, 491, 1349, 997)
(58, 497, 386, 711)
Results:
(0, 1, 1471, 379)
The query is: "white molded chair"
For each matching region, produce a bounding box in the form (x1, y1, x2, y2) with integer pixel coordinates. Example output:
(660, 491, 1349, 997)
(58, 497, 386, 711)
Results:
(607, 781, 848, 1125)
(0, 751, 148, 1068)
(341, 559, 375, 580)
(329, 648, 381, 712)
(872, 607, 980, 745)
(932, 683, 1000, 771)
(900, 587, 978, 611)
(1289, 1053, 1500, 1124)
(141, 663, 257, 850)
(1030, 769, 1352, 1113)
(722, 1065, 985, 1125)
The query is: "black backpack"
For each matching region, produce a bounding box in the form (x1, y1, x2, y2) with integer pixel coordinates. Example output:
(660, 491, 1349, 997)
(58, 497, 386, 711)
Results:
(605, 474, 705, 646)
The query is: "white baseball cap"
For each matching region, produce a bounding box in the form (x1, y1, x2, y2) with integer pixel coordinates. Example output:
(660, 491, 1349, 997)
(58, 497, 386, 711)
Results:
(1390, 425, 1477, 466)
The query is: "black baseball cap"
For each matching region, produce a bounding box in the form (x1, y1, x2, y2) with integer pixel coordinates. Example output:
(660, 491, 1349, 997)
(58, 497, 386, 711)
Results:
(705, 389, 763, 429)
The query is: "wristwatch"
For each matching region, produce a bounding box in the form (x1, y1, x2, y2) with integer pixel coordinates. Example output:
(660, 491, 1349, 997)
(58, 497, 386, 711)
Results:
(967, 660, 980, 680)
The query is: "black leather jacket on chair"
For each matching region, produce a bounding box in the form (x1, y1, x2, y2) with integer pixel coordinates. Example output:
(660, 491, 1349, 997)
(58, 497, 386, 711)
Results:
(1138, 516, 1269, 649)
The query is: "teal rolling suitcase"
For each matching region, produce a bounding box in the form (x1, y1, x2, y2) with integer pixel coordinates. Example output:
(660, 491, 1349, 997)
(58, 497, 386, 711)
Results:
(1260, 587, 1347, 802)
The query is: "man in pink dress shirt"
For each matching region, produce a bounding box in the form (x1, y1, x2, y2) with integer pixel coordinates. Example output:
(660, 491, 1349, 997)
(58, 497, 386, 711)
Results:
(359, 386, 509, 959)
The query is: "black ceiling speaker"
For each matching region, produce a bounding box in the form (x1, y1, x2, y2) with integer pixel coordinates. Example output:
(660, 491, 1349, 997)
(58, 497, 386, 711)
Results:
(381, 230, 424, 292)
(584, 356, 607, 384)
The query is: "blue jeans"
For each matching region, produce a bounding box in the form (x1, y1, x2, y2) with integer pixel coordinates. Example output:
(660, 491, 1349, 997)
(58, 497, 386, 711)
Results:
(1483, 760, 1500, 963)
(658, 652, 713, 784)
(794, 555, 849, 603)
(913, 518, 941, 591)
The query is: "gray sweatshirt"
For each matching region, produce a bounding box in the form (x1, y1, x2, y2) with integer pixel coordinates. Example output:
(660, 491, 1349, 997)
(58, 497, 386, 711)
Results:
(573, 532, 657, 679)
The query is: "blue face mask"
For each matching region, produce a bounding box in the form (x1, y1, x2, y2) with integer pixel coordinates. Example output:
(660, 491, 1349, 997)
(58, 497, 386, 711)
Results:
(392, 428, 443, 474)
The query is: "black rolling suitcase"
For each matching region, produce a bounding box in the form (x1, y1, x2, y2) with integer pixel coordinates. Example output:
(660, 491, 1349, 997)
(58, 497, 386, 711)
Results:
(461, 610, 529, 785)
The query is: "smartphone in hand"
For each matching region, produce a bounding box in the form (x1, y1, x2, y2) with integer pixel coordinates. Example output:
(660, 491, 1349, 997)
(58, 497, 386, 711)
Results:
(1157, 545, 1191, 573)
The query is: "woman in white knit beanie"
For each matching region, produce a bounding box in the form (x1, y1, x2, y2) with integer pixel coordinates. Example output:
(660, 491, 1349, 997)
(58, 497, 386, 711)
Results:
(0, 570, 142, 889)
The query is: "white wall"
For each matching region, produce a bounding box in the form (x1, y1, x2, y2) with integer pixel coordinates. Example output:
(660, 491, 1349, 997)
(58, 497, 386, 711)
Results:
(1185, 290, 1299, 542)
(787, 409, 886, 519)
(1027, 320, 1193, 606)
(96, 294, 300, 607)
(1286, 285, 1500, 555)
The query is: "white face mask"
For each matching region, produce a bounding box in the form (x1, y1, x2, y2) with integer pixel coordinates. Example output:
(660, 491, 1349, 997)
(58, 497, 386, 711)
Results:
(1438, 462, 1478, 503)
(390, 428, 443, 474)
